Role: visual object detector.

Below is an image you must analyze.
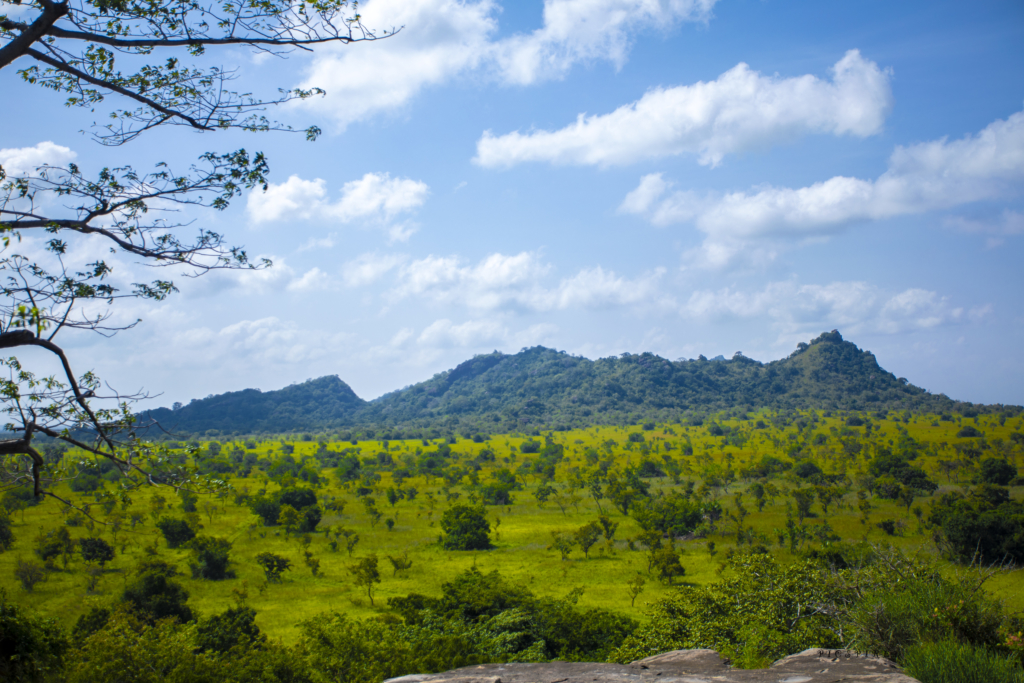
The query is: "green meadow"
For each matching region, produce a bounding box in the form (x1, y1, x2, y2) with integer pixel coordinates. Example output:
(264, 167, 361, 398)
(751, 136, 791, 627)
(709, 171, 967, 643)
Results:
(2, 409, 1022, 644)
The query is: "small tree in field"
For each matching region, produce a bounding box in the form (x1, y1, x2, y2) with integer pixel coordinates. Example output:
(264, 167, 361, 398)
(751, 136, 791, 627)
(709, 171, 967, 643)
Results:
(255, 553, 291, 582)
(349, 555, 381, 606)
(387, 553, 413, 577)
(574, 522, 602, 559)
(549, 531, 576, 561)
(14, 558, 46, 591)
(627, 574, 646, 607)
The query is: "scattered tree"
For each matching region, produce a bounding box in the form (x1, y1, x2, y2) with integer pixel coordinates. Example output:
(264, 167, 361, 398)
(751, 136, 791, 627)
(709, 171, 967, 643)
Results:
(349, 555, 381, 606)
(79, 537, 115, 566)
(255, 553, 291, 582)
(156, 517, 196, 548)
(440, 504, 492, 551)
(574, 522, 602, 559)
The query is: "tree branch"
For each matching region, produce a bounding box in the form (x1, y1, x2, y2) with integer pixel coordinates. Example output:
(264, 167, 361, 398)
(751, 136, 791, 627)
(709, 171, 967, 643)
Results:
(44, 25, 357, 49)
(24, 47, 212, 132)
(0, 0, 69, 70)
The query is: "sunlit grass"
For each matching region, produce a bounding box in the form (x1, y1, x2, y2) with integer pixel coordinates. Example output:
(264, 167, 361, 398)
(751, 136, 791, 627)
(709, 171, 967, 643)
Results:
(1, 410, 1021, 643)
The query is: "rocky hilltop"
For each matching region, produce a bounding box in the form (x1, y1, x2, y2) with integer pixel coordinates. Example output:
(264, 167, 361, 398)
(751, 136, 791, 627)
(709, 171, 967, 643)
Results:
(385, 649, 920, 683)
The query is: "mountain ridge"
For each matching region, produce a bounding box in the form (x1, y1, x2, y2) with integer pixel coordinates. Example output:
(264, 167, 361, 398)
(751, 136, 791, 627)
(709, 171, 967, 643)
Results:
(140, 331, 1020, 437)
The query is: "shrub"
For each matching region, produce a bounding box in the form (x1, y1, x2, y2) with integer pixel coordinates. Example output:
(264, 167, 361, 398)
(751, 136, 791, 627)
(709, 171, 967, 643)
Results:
(35, 527, 74, 566)
(196, 605, 266, 653)
(610, 552, 842, 668)
(903, 641, 1024, 683)
(188, 536, 234, 580)
(14, 559, 47, 592)
(440, 504, 492, 550)
(80, 537, 115, 566)
(0, 514, 14, 552)
(929, 485, 1024, 564)
(0, 588, 68, 682)
(122, 571, 194, 623)
(957, 425, 982, 438)
(249, 496, 281, 526)
(155, 517, 197, 548)
(980, 459, 1017, 486)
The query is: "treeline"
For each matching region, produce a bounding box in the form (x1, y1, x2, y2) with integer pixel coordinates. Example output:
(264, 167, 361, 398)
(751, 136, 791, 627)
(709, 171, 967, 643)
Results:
(139, 332, 1021, 437)
(4, 546, 1024, 682)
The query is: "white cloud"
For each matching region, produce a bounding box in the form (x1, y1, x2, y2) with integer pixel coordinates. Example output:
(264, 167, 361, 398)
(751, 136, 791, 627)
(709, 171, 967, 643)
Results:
(297, 234, 337, 252)
(0, 141, 76, 176)
(623, 108, 1024, 266)
(418, 318, 508, 347)
(476, 50, 892, 168)
(297, 0, 498, 129)
(247, 172, 429, 240)
(287, 267, 335, 292)
(683, 280, 970, 336)
(298, 0, 718, 129)
(246, 175, 327, 223)
(342, 252, 407, 287)
(414, 318, 559, 349)
(492, 0, 717, 86)
(388, 251, 669, 312)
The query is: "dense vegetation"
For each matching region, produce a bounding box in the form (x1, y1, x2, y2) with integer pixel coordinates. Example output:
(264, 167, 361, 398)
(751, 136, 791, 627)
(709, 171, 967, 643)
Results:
(3, 409, 1023, 682)
(142, 332, 1019, 437)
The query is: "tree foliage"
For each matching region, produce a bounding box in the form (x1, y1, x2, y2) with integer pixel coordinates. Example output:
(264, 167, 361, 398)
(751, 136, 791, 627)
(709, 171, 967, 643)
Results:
(0, 0, 383, 502)
(439, 504, 491, 551)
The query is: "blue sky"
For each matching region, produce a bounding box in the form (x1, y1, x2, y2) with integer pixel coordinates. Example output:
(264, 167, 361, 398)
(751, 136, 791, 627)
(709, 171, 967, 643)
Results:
(3, 0, 1023, 407)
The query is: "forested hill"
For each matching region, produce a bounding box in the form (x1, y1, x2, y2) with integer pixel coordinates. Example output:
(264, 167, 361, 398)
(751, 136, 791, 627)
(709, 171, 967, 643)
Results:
(142, 375, 366, 435)
(141, 331, 1016, 437)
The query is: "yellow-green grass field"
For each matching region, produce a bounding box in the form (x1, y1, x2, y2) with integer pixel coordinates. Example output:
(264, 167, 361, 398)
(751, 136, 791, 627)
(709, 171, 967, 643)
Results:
(2, 410, 1022, 643)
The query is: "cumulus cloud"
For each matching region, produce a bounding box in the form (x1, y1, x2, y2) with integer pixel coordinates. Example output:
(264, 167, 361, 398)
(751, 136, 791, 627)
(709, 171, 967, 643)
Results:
(298, 0, 718, 129)
(247, 172, 429, 241)
(682, 280, 980, 336)
(623, 108, 1024, 266)
(492, 0, 717, 86)
(476, 50, 892, 168)
(0, 141, 77, 175)
(385, 251, 669, 312)
(342, 252, 407, 287)
(287, 267, 335, 292)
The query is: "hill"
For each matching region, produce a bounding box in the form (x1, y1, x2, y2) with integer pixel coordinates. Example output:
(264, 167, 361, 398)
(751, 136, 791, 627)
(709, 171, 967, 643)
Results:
(139, 331, 1018, 437)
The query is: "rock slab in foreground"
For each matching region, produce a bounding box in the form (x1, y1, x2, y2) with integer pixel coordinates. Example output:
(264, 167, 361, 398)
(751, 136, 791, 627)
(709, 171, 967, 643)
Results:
(383, 648, 920, 683)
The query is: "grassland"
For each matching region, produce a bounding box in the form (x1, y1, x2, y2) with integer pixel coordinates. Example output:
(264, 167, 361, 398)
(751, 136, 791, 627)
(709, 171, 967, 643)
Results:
(2, 409, 1022, 643)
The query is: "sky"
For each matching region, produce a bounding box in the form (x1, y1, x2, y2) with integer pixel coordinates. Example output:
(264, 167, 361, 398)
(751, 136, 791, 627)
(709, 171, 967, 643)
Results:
(2, 0, 1024, 408)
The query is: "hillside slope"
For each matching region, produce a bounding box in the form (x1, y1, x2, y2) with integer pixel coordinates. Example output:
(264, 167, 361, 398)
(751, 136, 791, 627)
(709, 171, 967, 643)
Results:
(140, 331, 1014, 436)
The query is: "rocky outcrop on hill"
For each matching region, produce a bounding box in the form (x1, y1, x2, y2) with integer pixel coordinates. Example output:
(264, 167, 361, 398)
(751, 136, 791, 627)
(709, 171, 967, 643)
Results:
(383, 648, 920, 683)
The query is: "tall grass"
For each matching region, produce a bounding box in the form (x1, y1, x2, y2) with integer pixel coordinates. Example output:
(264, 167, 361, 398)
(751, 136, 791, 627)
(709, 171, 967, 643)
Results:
(903, 642, 1024, 683)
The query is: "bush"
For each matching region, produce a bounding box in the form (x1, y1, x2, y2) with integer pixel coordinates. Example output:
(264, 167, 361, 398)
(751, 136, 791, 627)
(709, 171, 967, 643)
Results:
(187, 536, 234, 580)
(440, 504, 492, 550)
(122, 571, 194, 623)
(0, 514, 14, 552)
(80, 537, 115, 566)
(903, 641, 1024, 683)
(0, 589, 68, 682)
(14, 559, 47, 592)
(196, 605, 266, 653)
(980, 459, 1018, 486)
(929, 485, 1024, 564)
(248, 496, 281, 526)
(156, 517, 197, 548)
(957, 425, 982, 438)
